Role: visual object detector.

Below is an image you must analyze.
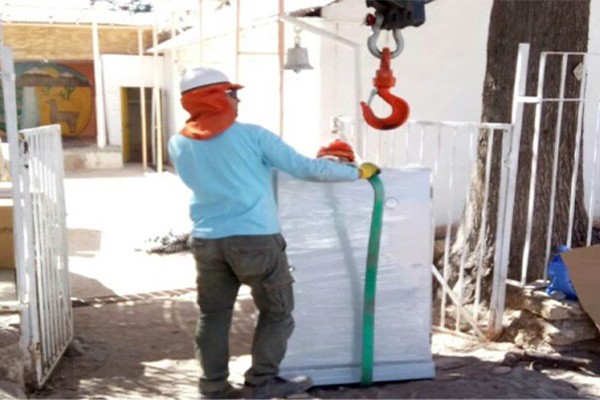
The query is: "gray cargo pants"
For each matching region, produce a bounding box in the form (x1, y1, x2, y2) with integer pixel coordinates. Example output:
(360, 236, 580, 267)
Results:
(190, 234, 295, 392)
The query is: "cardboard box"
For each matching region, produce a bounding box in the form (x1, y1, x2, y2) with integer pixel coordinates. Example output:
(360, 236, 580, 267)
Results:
(0, 198, 15, 269)
(562, 245, 600, 328)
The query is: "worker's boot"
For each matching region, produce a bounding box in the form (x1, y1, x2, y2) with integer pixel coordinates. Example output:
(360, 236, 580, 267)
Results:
(199, 383, 243, 399)
(245, 376, 313, 399)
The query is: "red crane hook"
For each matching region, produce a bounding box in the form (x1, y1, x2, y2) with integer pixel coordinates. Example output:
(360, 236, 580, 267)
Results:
(360, 47, 410, 130)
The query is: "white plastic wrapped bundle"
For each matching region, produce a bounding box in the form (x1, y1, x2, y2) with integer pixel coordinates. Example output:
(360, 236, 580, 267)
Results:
(278, 167, 435, 385)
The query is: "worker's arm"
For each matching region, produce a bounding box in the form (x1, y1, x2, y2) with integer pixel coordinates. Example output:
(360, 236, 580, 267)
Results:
(257, 128, 360, 182)
(316, 139, 381, 179)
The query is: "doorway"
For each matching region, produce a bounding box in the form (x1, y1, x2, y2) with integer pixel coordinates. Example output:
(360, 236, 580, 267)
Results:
(122, 87, 152, 163)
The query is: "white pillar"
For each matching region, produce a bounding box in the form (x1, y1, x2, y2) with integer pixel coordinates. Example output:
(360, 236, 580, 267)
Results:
(92, 15, 107, 148)
(138, 27, 148, 170)
(152, 25, 163, 172)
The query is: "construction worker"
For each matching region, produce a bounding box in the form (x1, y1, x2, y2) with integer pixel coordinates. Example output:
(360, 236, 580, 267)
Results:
(168, 67, 380, 399)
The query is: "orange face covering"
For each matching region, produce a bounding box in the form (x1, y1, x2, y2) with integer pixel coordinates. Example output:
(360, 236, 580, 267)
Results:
(180, 83, 241, 140)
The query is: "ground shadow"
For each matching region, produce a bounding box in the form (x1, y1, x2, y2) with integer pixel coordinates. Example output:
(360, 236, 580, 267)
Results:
(68, 271, 120, 302)
(31, 291, 257, 399)
(31, 296, 199, 399)
(311, 353, 588, 399)
(31, 289, 597, 399)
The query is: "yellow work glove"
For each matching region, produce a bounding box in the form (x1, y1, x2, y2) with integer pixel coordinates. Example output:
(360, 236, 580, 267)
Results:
(358, 162, 381, 179)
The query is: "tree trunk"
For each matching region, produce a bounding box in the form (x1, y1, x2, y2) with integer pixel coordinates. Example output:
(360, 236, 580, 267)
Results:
(444, 0, 594, 306)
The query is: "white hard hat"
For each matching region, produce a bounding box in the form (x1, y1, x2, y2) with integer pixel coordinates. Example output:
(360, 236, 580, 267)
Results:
(179, 67, 241, 93)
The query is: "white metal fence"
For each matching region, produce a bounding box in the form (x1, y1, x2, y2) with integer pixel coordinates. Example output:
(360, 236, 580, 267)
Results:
(1, 43, 72, 388)
(511, 44, 600, 287)
(336, 118, 516, 337)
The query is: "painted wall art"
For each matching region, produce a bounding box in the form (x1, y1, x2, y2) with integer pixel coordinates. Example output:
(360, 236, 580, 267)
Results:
(0, 62, 95, 137)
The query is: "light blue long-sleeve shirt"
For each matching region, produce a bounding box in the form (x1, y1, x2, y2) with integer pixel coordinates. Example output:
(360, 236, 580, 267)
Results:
(168, 122, 360, 239)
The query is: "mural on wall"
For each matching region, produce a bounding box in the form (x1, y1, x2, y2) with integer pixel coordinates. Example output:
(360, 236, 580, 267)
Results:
(13, 62, 94, 137)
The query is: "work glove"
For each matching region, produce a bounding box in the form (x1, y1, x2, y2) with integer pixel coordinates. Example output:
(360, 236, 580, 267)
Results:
(358, 162, 381, 179)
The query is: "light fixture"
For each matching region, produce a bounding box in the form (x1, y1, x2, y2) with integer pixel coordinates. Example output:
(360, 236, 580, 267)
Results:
(284, 26, 313, 73)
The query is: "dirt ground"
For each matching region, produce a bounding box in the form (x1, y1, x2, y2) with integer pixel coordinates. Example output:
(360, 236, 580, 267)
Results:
(28, 166, 600, 399)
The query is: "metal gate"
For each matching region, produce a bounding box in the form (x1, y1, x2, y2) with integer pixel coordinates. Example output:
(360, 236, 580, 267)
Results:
(1, 44, 73, 388)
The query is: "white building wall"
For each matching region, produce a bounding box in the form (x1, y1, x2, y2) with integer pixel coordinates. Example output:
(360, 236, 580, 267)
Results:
(101, 54, 163, 146)
(282, 23, 323, 156)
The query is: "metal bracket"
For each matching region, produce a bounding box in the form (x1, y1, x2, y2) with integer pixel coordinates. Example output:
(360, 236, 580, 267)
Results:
(366, 0, 433, 30)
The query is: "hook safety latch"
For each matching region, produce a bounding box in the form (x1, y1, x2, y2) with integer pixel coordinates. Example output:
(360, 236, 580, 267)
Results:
(360, 47, 410, 130)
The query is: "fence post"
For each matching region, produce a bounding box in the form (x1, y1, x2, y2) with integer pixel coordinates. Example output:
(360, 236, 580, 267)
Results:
(488, 43, 529, 335)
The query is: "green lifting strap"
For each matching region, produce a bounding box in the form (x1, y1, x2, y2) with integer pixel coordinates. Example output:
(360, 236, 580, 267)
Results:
(361, 174, 385, 386)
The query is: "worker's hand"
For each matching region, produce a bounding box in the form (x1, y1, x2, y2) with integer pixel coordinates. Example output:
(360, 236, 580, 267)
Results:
(358, 162, 381, 179)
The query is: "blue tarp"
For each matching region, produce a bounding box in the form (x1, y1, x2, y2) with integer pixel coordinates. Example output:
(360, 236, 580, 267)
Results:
(546, 245, 578, 300)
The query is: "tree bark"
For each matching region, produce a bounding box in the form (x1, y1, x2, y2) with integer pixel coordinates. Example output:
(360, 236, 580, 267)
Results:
(444, 0, 594, 305)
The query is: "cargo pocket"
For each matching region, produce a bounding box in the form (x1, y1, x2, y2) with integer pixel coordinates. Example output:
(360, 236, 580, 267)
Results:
(262, 252, 295, 314)
(227, 235, 295, 313)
